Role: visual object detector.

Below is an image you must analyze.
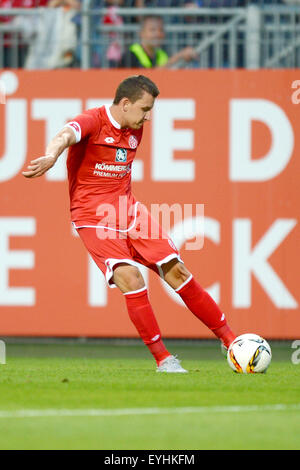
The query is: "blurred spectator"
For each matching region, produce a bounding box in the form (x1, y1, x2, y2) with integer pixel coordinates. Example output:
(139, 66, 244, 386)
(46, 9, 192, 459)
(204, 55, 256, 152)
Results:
(102, 2, 124, 67)
(120, 15, 197, 68)
(0, 0, 49, 67)
(24, 0, 80, 68)
(79, 1, 124, 68)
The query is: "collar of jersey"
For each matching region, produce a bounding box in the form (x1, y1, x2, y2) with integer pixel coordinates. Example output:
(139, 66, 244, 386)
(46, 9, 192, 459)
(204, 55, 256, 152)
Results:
(105, 104, 121, 129)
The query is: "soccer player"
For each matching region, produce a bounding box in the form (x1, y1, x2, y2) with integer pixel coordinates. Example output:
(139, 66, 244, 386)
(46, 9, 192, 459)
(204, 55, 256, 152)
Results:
(22, 75, 236, 373)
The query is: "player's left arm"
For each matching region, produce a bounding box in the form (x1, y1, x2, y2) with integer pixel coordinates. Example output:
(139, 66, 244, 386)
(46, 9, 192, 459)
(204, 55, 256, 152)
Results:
(22, 127, 76, 179)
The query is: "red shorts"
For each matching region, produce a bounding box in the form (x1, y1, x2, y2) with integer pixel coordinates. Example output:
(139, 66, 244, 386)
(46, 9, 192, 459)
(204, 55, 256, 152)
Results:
(76, 202, 182, 288)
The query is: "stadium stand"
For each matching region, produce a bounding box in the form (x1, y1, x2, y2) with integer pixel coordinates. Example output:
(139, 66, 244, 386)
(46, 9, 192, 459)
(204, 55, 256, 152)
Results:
(0, 0, 49, 67)
(0, 0, 299, 68)
(24, 0, 80, 68)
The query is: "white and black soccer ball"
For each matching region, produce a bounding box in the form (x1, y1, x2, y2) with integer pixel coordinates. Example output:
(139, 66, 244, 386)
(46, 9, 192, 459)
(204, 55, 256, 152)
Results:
(227, 333, 272, 374)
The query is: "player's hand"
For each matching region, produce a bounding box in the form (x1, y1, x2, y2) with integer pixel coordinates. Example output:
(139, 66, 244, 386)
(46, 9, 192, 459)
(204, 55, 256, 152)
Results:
(22, 155, 56, 178)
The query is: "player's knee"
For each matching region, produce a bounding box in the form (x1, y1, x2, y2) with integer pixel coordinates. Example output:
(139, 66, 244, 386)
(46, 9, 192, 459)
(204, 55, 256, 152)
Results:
(113, 265, 145, 293)
(163, 259, 190, 279)
(163, 260, 191, 289)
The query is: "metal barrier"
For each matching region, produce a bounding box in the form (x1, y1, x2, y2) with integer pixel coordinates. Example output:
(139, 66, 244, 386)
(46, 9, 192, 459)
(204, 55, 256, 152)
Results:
(261, 6, 300, 67)
(0, 4, 299, 69)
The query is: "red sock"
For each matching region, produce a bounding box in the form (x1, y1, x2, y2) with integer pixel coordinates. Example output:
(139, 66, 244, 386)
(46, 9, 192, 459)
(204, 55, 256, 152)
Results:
(147, 340, 171, 366)
(176, 277, 236, 348)
(124, 287, 170, 365)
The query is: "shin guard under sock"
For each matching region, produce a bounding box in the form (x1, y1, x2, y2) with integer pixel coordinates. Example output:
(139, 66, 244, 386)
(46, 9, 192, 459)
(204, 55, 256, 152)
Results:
(176, 277, 236, 348)
(124, 287, 170, 364)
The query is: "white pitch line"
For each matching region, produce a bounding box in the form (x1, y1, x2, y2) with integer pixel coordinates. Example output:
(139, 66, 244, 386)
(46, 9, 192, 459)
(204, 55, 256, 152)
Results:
(0, 404, 299, 419)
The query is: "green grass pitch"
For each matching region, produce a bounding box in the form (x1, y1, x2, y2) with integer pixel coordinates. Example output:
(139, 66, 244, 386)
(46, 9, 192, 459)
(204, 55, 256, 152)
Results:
(0, 340, 299, 450)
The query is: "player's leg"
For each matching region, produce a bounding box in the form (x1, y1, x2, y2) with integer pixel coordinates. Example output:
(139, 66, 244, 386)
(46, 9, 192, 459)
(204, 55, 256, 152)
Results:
(112, 263, 172, 366)
(77, 228, 172, 369)
(161, 259, 236, 349)
(112, 263, 145, 293)
(127, 204, 235, 348)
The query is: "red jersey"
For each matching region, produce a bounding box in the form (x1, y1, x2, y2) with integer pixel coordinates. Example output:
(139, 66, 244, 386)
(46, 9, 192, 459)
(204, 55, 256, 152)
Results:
(66, 105, 143, 229)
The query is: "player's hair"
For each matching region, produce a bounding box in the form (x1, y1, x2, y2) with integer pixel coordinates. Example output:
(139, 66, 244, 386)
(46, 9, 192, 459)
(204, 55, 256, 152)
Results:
(113, 75, 160, 105)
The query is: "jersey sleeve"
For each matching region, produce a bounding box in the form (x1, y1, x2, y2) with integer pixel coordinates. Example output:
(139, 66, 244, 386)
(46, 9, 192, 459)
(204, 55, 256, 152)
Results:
(64, 111, 99, 143)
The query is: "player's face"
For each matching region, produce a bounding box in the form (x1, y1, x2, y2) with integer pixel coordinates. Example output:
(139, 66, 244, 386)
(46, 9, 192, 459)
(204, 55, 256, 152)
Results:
(125, 92, 155, 129)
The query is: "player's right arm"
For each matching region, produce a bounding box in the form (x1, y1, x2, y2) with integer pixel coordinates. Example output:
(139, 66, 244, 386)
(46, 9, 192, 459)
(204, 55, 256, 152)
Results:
(22, 127, 76, 179)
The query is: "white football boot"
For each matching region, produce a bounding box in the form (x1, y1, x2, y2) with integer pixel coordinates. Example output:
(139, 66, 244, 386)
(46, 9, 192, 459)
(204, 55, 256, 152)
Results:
(221, 342, 228, 358)
(156, 355, 188, 373)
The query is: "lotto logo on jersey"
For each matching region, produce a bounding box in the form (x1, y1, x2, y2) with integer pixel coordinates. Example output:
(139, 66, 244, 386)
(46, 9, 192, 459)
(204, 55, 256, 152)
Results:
(115, 148, 127, 162)
(128, 135, 138, 149)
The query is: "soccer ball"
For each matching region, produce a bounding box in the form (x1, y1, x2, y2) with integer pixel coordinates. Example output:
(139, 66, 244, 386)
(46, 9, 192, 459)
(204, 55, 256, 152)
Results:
(227, 333, 272, 374)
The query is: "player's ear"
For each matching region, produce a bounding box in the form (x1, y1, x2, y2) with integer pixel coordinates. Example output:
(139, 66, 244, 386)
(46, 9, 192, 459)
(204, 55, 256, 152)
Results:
(121, 97, 130, 112)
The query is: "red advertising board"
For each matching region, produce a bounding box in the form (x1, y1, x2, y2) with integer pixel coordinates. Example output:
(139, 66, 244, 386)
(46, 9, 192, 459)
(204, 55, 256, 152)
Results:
(0, 69, 299, 338)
